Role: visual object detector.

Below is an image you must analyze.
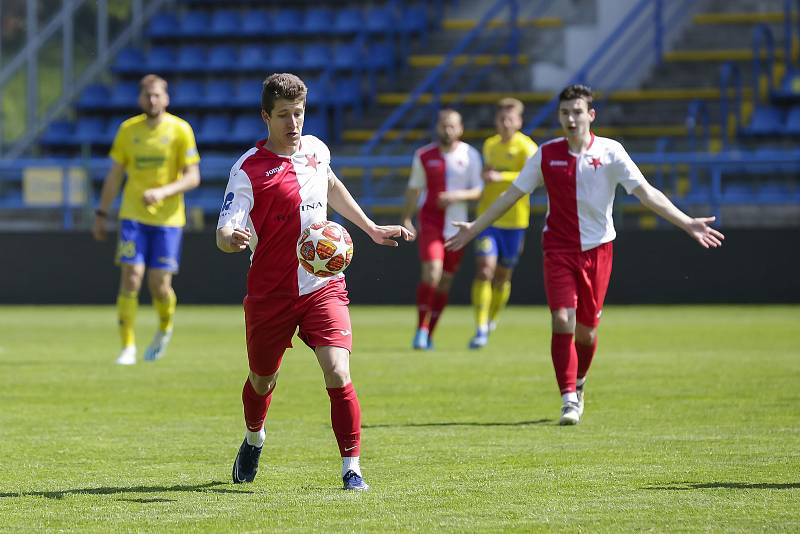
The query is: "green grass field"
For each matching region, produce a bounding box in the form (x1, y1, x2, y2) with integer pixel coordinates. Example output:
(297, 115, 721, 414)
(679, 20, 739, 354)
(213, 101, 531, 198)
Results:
(0, 305, 798, 532)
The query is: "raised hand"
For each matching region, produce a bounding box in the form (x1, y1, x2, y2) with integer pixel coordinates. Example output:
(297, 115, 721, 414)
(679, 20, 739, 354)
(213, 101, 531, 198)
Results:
(686, 216, 725, 249)
(368, 224, 415, 247)
(444, 221, 475, 251)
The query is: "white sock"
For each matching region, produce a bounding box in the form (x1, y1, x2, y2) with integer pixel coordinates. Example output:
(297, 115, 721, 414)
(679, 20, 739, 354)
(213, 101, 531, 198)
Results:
(342, 456, 361, 477)
(562, 392, 578, 404)
(245, 428, 265, 448)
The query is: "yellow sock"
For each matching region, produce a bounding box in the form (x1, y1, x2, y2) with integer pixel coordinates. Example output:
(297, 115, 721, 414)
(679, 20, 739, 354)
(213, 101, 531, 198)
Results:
(489, 281, 511, 324)
(471, 279, 492, 329)
(153, 287, 177, 332)
(117, 291, 138, 348)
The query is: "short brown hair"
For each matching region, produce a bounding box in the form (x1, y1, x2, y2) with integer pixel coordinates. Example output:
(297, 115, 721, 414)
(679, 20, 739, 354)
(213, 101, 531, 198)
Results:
(261, 73, 307, 114)
(139, 74, 168, 93)
(558, 84, 593, 107)
(496, 97, 524, 116)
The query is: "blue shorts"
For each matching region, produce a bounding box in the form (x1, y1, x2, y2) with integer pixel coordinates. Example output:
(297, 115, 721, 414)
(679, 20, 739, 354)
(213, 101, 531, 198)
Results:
(116, 219, 183, 272)
(474, 227, 526, 268)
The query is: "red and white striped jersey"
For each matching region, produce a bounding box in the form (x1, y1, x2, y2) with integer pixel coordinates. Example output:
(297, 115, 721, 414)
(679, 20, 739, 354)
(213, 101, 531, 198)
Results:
(514, 134, 647, 252)
(408, 141, 483, 239)
(217, 135, 338, 298)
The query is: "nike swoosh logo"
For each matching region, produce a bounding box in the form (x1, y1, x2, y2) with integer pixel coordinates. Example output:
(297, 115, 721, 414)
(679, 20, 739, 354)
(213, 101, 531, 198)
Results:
(344, 446, 357, 451)
(339, 330, 351, 336)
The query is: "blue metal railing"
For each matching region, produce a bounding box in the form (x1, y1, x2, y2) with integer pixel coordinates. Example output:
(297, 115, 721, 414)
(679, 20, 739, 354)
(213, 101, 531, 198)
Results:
(0, 0, 168, 160)
(361, 0, 555, 155)
(1, 150, 798, 228)
(524, 0, 694, 135)
(752, 23, 776, 103)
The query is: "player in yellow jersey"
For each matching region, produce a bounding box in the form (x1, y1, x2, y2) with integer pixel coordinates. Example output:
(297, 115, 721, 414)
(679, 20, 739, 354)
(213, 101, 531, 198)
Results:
(92, 74, 201, 365)
(469, 98, 538, 349)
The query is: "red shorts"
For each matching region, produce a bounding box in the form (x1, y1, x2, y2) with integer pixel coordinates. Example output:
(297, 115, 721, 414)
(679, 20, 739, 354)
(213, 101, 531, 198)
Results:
(418, 223, 464, 274)
(543, 241, 613, 327)
(243, 277, 352, 376)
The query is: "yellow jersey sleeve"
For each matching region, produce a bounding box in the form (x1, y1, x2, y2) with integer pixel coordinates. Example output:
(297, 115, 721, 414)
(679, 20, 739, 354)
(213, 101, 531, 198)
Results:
(477, 132, 539, 229)
(115, 114, 200, 227)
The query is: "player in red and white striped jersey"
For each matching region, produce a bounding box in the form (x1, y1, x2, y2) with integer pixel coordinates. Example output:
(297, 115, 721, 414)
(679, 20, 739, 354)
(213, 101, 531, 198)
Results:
(216, 73, 413, 490)
(400, 109, 483, 350)
(446, 84, 724, 425)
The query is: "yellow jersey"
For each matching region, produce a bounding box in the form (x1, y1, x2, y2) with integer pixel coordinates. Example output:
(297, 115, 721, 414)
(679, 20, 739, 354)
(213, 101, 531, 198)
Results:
(110, 113, 200, 227)
(477, 131, 538, 229)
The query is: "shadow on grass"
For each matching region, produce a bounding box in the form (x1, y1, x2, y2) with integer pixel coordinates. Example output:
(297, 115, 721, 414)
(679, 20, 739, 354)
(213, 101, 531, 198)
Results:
(363, 419, 551, 429)
(118, 498, 176, 503)
(645, 482, 800, 490)
(0, 481, 251, 500)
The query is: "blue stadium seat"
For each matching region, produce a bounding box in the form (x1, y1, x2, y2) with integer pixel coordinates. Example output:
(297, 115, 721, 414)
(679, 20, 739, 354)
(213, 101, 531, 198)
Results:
(333, 42, 363, 72)
(208, 45, 238, 73)
(235, 79, 264, 108)
(240, 9, 270, 38)
(304, 75, 331, 109)
(240, 44, 270, 72)
(785, 106, 800, 135)
(146, 46, 178, 74)
(756, 183, 791, 203)
(206, 79, 236, 107)
(170, 80, 205, 108)
(104, 116, 127, 144)
(231, 115, 267, 145)
(743, 106, 782, 136)
(401, 5, 429, 35)
(303, 7, 334, 35)
(74, 117, 108, 146)
(197, 114, 231, 145)
(180, 11, 211, 38)
(365, 5, 398, 35)
(301, 44, 330, 71)
(177, 45, 207, 73)
(333, 76, 363, 112)
(268, 44, 302, 71)
(302, 111, 328, 141)
(77, 84, 111, 111)
(40, 120, 75, 148)
(211, 9, 240, 37)
(272, 9, 303, 36)
(721, 183, 753, 203)
(109, 82, 140, 109)
(333, 7, 364, 36)
(111, 47, 146, 74)
(147, 12, 179, 39)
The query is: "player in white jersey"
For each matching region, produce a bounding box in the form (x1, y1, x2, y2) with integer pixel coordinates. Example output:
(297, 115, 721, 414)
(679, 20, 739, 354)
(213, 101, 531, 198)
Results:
(216, 73, 413, 490)
(400, 109, 483, 350)
(446, 84, 724, 425)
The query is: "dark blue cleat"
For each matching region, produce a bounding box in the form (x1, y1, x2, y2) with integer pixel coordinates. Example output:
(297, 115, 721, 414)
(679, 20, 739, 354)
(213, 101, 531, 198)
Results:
(342, 470, 369, 491)
(232, 439, 262, 483)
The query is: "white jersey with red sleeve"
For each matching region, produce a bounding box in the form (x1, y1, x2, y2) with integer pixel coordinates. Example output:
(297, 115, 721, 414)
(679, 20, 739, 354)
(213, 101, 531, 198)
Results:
(513, 134, 647, 252)
(217, 135, 339, 298)
(408, 141, 483, 239)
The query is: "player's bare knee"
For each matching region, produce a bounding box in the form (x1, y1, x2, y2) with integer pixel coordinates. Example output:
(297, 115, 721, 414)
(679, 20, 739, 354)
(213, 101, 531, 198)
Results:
(552, 308, 575, 333)
(476, 264, 494, 281)
(248, 371, 278, 396)
(575, 323, 598, 346)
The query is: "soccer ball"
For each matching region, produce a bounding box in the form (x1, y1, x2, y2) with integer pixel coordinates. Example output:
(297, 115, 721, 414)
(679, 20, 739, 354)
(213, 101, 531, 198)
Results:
(297, 221, 354, 277)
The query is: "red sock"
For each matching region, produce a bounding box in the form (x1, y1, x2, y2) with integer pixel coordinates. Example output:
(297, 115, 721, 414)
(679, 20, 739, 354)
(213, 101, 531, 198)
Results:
(327, 382, 361, 457)
(242, 379, 273, 432)
(427, 291, 449, 336)
(416, 283, 435, 329)
(551, 333, 578, 394)
(576, 339, 598, 380)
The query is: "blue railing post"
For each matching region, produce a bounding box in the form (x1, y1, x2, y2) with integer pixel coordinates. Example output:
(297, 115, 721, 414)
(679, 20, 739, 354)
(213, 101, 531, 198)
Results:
(719, 62, 742, 150)
(752, 24, 775, 103)
(710, 166, 722, 224)
(26, 0, 38, 135)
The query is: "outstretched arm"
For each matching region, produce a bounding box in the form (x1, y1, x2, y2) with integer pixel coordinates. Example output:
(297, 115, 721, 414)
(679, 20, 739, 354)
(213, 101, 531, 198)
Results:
(327, 168, 414, 246)
(444, 184, 526, 251)
(92, 162, 126, 241)
(632, 182, 725, 248)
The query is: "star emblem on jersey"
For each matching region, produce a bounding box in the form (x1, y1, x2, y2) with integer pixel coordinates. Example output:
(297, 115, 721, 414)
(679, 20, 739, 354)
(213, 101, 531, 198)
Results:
(305, 154, 318, 170)
(589, 157, 603, 170)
